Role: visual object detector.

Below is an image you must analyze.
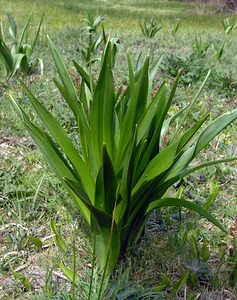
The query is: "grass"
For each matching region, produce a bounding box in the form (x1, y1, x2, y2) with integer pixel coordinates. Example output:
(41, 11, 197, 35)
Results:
(0, 0, 236, 32)
(0, 0, 237, 299)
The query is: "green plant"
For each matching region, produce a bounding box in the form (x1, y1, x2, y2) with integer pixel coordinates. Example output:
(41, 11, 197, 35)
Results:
(139, 18, 162, 38)
(83, 14, 103, 34)
(9, 38, 237, 279)
(0, 11, 44, 78)
(194, 35, 210, 58)
(212, 42, 225, 61)
(102, 25, 120, 68)
(80, 14, 103, 66)
(223, 17, 237, 34)
(171, 19, 181, 37)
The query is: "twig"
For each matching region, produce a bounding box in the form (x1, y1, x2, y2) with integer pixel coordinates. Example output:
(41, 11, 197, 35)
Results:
(0, 223, 28, 231)
(52, 270, 68, 281)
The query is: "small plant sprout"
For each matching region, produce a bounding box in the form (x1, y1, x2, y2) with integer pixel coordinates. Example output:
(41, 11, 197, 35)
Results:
(83, 14, 103, 34)
(194, 35, 210, 58)
(171, 19, 181, 37)
(10, 38, 237, 280)
(139, 18, 162, 38)
(212, 42, 225, 61)
(223, 17, 237, 34)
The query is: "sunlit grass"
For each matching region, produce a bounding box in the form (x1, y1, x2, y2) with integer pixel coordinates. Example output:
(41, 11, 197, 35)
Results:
(1, 0, 237, 33)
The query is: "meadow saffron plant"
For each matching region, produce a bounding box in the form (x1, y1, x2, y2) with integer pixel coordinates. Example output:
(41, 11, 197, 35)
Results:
(10, 37, 237, 276)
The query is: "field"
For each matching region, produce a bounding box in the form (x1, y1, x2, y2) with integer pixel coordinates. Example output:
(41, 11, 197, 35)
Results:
(0, 0, 237, 299)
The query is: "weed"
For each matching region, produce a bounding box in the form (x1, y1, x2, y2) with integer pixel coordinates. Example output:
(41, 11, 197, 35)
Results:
(139, 18, 162, 38)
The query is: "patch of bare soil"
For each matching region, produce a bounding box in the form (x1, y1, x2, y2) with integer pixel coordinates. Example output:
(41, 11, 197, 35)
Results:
(0, 136, 35, 160)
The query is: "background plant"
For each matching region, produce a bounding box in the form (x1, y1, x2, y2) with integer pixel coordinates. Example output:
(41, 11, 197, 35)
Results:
(171, 19, 181, 37)
(194, 35, 210, 58)
(79, 14, 103, 66)
(223, 17, 237, 34)
(139, 18, 162, 38)
(0, 11, 44, 78)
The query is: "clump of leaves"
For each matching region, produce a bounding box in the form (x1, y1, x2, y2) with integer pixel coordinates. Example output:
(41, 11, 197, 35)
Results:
(171, 19, 181, 37)
(79, 14, 120, 68)
(79, 14, 103, 66)
(212, 42, 225, 61)
(10, 38, 237, 278)
(223, 17, 237, 34)
(83, 14, 103, 34)
(0, 11, 44, 79)
(194, 35, 210, 58)
(139, 18, 162, 38)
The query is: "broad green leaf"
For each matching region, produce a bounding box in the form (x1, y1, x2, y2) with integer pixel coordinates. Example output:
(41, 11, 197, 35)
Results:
(127, 53, 135, 92)
(148, 53, 164, 96)
(7, 14, 17, 40)
(171, 70, 211, 140)
(79, 79, 89, 115)
(22, 42, 32, 59)
(9, 94, 90, 222)
(137, 81, 167, 143)
(163, 146, 195, 182)
(47, 36, 80, 119)
(154, 156, 237, 199)
(117, 57, 149, 167)
(152, 274, 170, 292)
(138, 71, 180, 171)
(73, 59, 94, 91)
(161, 105, 188, 140)
(204, 179, 220, 210)
(13, 272, 33, 290)
(172, 269, 190, 293)
(95, 145, 116, 214)
(0, 21, 5, 41)
(201, 240, 210, 261)
(195, 108, 237, 156)
(116, 127, 138, 224)
(146, 198, 227, 233)
(28, 235, 43, 251)
(132, 139, 148, 183)
(58, 263, 80, 283)
(64, 177, 120, 274)
(90, 41, 115, 171)
(50, 219, 67, 252)
(0, 39, 13, 75)
(133, 141, 179, 194)
(20, 55, 30, 73)
(177, 113, 209, 152)
(31, 12, 44, 55)
(19, 9, 33, 46)
(12, 53, 25, 77)
(52, 77, 91, 163)
(20, 80, 95, 201)
(190, 235, 199, 258)
(149, 53, 164, 82)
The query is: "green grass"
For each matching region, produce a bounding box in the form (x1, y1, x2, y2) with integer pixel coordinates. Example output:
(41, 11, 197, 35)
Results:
(0, 0, 236, 32)
(1, 0, 237, 299)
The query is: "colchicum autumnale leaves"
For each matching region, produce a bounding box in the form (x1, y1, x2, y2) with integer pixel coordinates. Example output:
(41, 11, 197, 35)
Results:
(10, 37, 237, 276)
